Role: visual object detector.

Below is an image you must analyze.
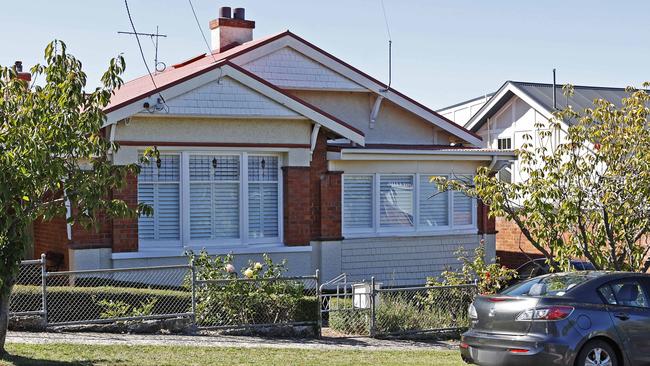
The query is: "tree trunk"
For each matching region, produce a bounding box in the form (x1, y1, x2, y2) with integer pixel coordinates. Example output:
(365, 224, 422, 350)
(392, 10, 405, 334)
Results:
(0, 283, 12, 356)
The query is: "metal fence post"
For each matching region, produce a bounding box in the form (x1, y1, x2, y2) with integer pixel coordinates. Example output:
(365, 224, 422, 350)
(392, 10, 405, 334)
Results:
(190, 258, 197, 327)
(315, 269, 322, 339)
(370, 276, 376, 337)
(40, 253, 48, 325)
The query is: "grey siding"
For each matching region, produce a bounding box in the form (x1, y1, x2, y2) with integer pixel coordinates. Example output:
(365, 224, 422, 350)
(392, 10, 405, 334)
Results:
(341, 234, 481, 286)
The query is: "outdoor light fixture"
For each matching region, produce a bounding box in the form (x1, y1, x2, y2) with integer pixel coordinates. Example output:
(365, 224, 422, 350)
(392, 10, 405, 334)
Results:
(156, 157, 162, 169)
(212, 157, 218, 169)
(261, 158, 266, 170)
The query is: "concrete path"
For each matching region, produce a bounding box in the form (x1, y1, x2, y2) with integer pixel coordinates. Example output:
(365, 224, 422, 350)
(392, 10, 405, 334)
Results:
(7, 331, 458, 351)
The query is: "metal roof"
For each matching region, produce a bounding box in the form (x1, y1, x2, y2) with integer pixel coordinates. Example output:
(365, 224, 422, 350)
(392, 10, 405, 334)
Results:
(466, 81, 635, 131)
(512, 81, 630, 125)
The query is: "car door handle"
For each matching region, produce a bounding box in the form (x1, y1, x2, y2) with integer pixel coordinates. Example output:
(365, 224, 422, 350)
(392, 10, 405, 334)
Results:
(614, 312, 630, 320)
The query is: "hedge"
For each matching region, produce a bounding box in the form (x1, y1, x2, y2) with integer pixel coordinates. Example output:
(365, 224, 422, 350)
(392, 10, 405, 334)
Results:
(11, 285, 318, 325)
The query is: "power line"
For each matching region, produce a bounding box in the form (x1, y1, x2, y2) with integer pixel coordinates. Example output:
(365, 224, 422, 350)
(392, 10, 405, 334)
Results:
(123, 0, 167, 107)
(188, 0, 218, 63)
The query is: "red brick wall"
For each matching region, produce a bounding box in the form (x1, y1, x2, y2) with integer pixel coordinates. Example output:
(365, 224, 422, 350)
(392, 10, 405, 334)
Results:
(282, 166, 311, 245)
(477, 200, 496, 235)
(33, 216, 69, 268)
(496, 217, 544, 268)
(310, 133, 328, 240)
(320, 171, 343, 240)
(112, 173, 139, 252)
(70, 210, 112, 250)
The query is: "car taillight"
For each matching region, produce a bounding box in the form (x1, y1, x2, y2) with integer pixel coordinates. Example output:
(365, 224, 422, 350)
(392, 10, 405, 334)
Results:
(468, 303, 478, 320)
(516, 306, 574, 321)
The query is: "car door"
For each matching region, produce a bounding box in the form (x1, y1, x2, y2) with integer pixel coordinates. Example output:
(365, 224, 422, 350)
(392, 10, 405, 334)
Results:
(602, 279, 650, 365)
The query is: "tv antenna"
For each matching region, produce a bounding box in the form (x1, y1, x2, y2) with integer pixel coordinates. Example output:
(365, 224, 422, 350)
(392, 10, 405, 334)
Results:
(380, 0, 392, 92)
(118, 26, 167, 72)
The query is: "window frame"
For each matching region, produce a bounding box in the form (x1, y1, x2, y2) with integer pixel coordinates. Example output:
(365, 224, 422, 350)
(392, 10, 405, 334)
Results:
(138, 150, 283, 252)
(342, 172, 477, 238)
(497, 137, 512, 150)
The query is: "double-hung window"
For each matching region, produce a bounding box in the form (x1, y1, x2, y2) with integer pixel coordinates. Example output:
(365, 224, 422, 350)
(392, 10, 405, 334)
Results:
(138, 154, 181, 243)
(342, 173, 476, 236)
(138, 152, 281, 249)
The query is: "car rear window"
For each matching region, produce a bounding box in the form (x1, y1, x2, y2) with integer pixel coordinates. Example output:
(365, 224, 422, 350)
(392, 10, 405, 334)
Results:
(502, 273, 595, 297)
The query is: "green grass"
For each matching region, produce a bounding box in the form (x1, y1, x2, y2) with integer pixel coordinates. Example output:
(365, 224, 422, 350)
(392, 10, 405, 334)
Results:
(0, 343, 465, 366)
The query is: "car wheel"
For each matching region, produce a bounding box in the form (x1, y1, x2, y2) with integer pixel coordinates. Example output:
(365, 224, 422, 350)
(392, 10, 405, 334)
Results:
(576, 340, 618, 366)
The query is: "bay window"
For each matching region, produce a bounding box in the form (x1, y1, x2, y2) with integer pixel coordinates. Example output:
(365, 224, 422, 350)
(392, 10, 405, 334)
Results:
(342, 173, 476, 236)
(138, 152, 281, 249)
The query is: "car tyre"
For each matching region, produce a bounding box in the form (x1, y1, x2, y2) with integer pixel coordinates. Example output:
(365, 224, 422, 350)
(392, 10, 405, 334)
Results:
(576, 339, 618, 366)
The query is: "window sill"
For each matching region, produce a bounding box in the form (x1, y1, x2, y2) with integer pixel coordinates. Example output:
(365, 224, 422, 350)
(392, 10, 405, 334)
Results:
(342, 228, 479, 240)
(111, 243, 312, 260)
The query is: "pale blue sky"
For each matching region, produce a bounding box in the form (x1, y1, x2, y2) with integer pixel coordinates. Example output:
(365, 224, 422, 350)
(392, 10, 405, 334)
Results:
(1, 0, 648, 108)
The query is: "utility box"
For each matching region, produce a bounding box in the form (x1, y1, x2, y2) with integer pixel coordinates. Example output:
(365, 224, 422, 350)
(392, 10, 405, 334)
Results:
(352, 282, 381, 309)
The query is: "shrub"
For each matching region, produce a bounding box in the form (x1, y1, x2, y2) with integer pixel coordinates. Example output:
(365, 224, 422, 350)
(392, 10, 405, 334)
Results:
(97, 297, 158, 319)
(327, 298, 370, 335)
(188, 250, 317, 327)
(427, 240, 517, 295)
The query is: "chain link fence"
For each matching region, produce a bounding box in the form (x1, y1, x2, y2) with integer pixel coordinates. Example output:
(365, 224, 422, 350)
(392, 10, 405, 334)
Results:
(44, 265, 193, 326)
(194, 275, 319, 330)
(320, 275, 478, 337)
(10, 256, 477, 338)
(9, 255, 46, 317)
(374, 284, 478, 337)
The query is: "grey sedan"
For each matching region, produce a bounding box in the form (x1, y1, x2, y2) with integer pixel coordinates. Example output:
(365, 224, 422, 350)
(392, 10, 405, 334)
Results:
(460, 272, 650, 366)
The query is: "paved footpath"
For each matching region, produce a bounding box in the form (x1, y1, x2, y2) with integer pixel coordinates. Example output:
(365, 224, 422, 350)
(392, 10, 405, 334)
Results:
(7, 331, 458, 351)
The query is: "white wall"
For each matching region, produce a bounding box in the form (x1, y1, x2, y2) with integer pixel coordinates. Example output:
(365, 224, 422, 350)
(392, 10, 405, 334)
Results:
(475, 96, 561, 183)
(438, 96, 491, 126)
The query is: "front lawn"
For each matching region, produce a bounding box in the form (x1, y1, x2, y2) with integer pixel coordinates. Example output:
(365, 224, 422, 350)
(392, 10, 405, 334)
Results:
(0, 343, 464, 366)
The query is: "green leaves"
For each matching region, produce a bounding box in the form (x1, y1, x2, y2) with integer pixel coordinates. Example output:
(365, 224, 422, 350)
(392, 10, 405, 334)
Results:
(434, 85, 650, 272)
(0, 40, 146, 293)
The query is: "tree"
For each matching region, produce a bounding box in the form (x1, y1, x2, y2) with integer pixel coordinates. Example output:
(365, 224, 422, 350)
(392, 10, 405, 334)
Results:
(0, 41, 154, 355)
(433, 85, 650, 272)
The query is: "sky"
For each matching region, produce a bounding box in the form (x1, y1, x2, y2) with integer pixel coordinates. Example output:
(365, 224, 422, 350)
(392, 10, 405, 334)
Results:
(1, 0, 649, 109)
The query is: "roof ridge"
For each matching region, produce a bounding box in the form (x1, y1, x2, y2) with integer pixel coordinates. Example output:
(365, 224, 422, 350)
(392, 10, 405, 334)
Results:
(509, 80, 632, 91)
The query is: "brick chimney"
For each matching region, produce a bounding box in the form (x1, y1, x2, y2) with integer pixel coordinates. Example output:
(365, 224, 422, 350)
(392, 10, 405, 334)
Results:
(13, 61, 31, 82)
(210, 6, 255, 53)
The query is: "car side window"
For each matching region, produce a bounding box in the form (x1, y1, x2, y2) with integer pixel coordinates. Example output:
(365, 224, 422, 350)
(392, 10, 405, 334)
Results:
(601, 281, 649, 308)
(598, 285, 617, 305)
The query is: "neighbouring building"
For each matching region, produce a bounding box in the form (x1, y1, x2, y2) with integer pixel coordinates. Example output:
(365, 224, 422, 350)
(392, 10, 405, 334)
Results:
(33, 6, 514, 285)
(439, 80, 630, 267)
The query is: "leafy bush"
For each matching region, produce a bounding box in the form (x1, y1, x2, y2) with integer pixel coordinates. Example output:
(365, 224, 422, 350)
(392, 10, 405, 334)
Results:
(188, 250, 317, 327)
(427, 240, 517, 294)
(97, 297, 158, 319)
(10, 285, 190, 323)
(327, 298, 370, 335)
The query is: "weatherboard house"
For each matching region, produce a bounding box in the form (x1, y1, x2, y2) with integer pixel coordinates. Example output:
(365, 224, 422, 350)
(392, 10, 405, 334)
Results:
(438, 80, 631, 268)
(33, 7, 514, 285)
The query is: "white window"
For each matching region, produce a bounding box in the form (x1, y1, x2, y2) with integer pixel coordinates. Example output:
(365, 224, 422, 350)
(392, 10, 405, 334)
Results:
(248, 156, 279, 240)
(342, 173, 476, 236)
(419, 175, 449, 228)
(189, 155, 240, 240)
(138, 154, 181, 241)
(343, 175, 374, 231)
(452, 175, 474, 227)
(138, 152, 281, 249)
(379, 175, 414, 229)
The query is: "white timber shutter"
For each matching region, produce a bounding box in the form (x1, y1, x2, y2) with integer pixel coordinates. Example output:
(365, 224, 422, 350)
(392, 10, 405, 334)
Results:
(189, 155, 240, 240)
(419, 175, 449, 227)
(343, 175, 373, 230)
(248, 156, 279, 239)
(138, 154, 180, 241)
(453, 175, 474, 226)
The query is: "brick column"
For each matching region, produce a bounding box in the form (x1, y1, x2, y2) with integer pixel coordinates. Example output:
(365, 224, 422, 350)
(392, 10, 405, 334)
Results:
(282, 166, 311, 245)
(310, 133, 328, 240)
(477, 199, 496, 235)
(112, 172, 139, 252)
(319, 171, 343, 240)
